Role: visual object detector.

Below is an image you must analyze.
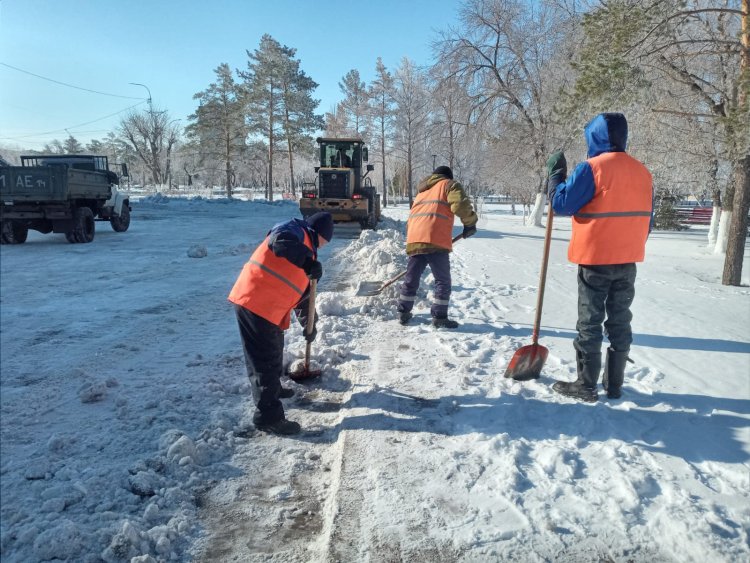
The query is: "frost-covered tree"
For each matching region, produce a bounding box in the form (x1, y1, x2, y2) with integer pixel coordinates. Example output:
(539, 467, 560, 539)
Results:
(368, 58, 395, 207)
(392, 58, 431, 207)
(436, 0, 575, 227)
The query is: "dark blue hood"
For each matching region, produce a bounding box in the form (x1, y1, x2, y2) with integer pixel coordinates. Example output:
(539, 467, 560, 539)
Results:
(585, 113, 628, 158)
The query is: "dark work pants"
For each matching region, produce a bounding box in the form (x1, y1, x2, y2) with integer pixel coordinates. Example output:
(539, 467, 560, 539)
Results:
(575, 264, 637, 356)
(397, 252, 452, 319)
(234, 304, 285, 424)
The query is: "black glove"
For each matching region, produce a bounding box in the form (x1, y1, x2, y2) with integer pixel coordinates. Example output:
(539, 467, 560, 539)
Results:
(462, 224, 477, 238)
(304, 323, 317, 343)
(302, 257, 323, 280)
(546, 151, 567, 179)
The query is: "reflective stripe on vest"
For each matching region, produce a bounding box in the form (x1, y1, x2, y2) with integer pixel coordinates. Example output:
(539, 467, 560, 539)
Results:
(228, 231, 313, 328)
(569, 152, 653, 265)
(407, 180, 455, 249)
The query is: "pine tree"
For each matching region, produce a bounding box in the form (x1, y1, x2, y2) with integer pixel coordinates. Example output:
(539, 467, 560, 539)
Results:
(240, 34, 320, 200)
(339, 69, 370, 136)
(187, 63, 247, 198)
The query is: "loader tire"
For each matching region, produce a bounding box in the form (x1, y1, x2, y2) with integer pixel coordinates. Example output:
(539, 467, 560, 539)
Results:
(110, 201, 130, 232)
(67, 207, 95, 243)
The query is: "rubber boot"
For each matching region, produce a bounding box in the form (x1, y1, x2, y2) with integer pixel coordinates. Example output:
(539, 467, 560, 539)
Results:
(553, 352, 600, 403)
(399, 311, 413, 325)
(602, 348, 629, 399)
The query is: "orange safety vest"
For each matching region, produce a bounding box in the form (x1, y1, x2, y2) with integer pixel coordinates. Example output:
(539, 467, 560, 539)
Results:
(406, 179, 455, 250)
(228, 231, 313, 329)
(569, 152, 653, 265)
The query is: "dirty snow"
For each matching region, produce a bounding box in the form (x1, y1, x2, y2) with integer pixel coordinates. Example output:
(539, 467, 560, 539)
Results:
(1, 196, 748, 562)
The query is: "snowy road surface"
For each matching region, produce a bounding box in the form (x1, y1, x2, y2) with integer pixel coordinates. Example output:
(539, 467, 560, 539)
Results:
(1, 197, 748, 562)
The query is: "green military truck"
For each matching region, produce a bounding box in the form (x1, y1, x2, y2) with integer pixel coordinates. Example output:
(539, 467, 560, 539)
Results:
(0, 154, 131, 244)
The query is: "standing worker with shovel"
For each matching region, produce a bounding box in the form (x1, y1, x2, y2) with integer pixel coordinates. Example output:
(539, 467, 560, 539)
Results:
(228, 212, 334, 435)
(397, 165, 478, 328)
(547, 113, 653, 402)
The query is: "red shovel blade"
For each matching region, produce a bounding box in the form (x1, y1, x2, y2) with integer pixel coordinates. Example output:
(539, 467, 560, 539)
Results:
(504, 343, 549, 381)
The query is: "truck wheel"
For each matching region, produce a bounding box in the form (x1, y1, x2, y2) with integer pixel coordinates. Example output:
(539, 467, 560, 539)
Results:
(110, 201, 130, 232)
(67, 207, 95, 243)
(1, 221, 28, 244)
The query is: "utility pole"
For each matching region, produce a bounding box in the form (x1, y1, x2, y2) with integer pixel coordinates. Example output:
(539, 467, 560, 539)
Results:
(432, 154, 437, 170)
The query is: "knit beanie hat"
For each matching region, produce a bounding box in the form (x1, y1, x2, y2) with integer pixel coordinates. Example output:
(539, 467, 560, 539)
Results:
(306, 212, 334, 242)
(433, 165, 453, 179)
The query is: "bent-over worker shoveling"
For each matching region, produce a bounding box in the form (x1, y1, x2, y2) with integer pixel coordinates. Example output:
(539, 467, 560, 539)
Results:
(228, 211, 334, 436)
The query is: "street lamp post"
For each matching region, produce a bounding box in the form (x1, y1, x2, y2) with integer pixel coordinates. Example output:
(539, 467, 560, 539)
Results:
(129, 82, 153, 112)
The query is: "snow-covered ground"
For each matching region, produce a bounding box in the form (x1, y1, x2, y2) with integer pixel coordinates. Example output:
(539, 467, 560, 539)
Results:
(1, 196, 748, 563)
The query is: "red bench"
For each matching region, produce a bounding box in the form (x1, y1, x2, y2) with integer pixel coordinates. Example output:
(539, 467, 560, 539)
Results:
(676, 206, 713, 225)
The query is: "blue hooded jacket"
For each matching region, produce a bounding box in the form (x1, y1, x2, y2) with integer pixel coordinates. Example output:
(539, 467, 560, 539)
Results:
(550, 113, 628, 216)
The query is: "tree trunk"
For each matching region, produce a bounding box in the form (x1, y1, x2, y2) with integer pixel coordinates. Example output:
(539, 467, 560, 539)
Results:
(286, 137, 295, 198)
(381, 115, 387, 208)
(407, 143, 414, 208)
(722, 155, 750, 285)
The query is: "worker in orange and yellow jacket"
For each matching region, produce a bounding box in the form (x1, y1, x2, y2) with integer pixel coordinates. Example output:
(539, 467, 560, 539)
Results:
(398, 165, 478, 328)
(228, 212, 334, 435)
(547, 113, 653, 402)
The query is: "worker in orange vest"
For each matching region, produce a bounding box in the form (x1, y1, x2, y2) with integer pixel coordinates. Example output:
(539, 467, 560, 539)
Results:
(547, 113, 653, 402)
(398, 165, 478, 328)
(228, 212, 334, 435)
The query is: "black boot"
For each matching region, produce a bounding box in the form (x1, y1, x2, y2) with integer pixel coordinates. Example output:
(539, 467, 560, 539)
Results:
(553, 352, 600, 403)
(432, 316, 459, 329)
(255, 418, 301, 435)
(398, 311, 413, 325)
(279, 387, 295, 399)
(603, 348, 629, 399)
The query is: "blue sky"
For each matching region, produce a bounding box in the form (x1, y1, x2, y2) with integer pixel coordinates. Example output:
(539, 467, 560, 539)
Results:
(0, 0, 462, 149)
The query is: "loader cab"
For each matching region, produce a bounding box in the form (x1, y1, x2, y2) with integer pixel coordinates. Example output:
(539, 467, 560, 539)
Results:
(319, 139, 362, 171)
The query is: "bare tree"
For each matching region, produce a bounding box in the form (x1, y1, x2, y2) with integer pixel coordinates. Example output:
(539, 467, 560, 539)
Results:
(119, 106, 179, 186)
(436, 0, 575, 226)
(392, 58, 431, 207)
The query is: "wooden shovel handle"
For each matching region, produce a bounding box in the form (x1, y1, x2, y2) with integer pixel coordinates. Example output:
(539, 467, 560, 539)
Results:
(532, 202, 554, 345)
(304, 279, 317, 370)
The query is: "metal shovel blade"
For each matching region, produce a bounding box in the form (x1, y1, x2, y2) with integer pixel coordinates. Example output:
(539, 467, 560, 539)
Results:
(503, 343, 549, 381)
(356, 281, 386, 297)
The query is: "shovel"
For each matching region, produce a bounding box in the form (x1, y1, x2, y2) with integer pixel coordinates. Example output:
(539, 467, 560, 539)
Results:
(356, 234, 465, 297)
(504, 202, 554, 381)
(288, 279, 322, 381)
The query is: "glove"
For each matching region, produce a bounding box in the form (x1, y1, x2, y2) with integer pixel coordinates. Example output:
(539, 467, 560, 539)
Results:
(462, 224, 477, 238)
(302, 257, 323, 280)
(304, 323, 317, 343)
(546, 151, 567, 179)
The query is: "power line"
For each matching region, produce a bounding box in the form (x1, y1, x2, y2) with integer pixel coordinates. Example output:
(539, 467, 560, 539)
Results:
(0, 62, 144, 100)
(0, 101, 147, 140)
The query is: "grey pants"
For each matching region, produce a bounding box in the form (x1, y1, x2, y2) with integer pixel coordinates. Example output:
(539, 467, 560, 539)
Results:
(575, 264, 637, 356)
(397, 252, 452, 319)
